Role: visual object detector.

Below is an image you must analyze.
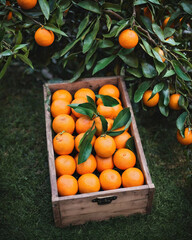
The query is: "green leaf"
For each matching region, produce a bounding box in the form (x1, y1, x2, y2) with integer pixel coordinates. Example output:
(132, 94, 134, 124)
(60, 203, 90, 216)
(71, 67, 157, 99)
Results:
(171, 60, 191, 81)
(164, 27, 175, 39)
(103, 25, 119, 38)
(173, 50, 187, 60)
(140, 39, 153, 57)
(152, 49, 164, 63)
(154, 59, 166, 75)
(45, 26, 68, 37)
(115, 20, 129, 37)
(107, 130, 125, 137)
(96, 95, 119, 107)
(68, 103, 95, 118)
(77, 0, 101, 14)
(76, 15, 90, 38)
(105, 14, 112, 31)
(125, 137, 136, 153)
(102, 3, 121, 12)
(180, 0, 192, 15)
(176, 112, 188, 131)
(162, 83, 170, 106)
(163, 69, 175, 78)
(86, 53, 97, 71)
(17, 54, 34, 69)
(83, 18, 100, 53)
(15, 31, 22, 45)
(39, 0, 50, 20)
(118, 53, 138, 68)
(148, 0, 160, 4)
(85, 41, 99, 64)
(0, 56, 12, 79)
(158, 95, 169, 117)
(13, 44, 29, 52)
(149, 83, 164, 100)
(69, 63, 85, 83)
(140, 16, 153, 33)
(152, 23, 164, 41)
(0, 0, 6, 4)
(92, 55, 116, 75)
(164, 38, 180, 46)
(141, 62, 157, 78)
(0, 50, 13, 58)
(98, 39, 114, 48)
(78, 128, 96, 164)
(98, 114, 108, 134)
(134, 0, 147, 5)
(111, 108, 131, 131)
(60, 38, 80, 57)
(126, 68, 143, 78)
(134, 81, 151, 103)
(178, 95, 188, 110)
(86, 96, 96, 107)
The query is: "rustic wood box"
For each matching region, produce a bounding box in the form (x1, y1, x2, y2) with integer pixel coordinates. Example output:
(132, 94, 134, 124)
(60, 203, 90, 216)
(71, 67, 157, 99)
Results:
(43, 76, 155, 227)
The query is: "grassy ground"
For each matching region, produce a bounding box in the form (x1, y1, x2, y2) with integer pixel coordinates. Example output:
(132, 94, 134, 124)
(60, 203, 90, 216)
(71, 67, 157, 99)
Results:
(0, 72, 192, 240)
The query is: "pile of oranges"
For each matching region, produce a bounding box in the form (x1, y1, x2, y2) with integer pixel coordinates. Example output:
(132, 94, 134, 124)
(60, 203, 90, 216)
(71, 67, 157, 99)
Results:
(50, 84, 145, 196)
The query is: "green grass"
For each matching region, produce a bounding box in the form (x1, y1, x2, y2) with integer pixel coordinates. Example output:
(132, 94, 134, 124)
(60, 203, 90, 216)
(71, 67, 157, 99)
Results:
(0, 73, 192, 240)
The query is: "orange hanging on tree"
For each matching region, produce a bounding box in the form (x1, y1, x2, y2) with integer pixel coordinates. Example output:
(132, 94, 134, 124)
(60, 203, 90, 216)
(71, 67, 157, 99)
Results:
(35, 27, 55, 47)
(119, 29, 139, 49)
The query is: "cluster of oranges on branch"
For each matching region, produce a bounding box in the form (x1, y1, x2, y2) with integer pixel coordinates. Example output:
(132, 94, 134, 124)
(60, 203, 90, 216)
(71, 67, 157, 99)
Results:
(50, 84, 145, 196)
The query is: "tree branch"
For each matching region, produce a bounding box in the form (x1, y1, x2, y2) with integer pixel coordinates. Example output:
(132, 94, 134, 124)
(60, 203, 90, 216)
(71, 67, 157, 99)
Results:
(137, 26, 157, 46)
(104, 10, 123, 20)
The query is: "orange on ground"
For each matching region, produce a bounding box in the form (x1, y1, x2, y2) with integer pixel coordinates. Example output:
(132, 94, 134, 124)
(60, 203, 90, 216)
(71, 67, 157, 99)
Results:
(143, 7, 153, 21)
(57, 175, 78, 196)
(53, 132, 74, 155)
(113, 131, 131, 149)
(99, 169, 121, 190)
(75, 133, 96, 152)
(142, 90, 159, 107)
(50, 99, 71, 118)
(74, 88, 96, 101)
(52, 114, 75, 134)
(112, 104, 123, 119)
(75, 154, 97, 175)
(17, 0, 37, 10)
(71, 97, 88, 118)
(96, 155, 114, 172)
(52, 89, 72, 103)
(162, 16, 174, 29)
(55, 155, 76, 176)
(96, 96, 121, 106)
(78, 173, 100, 193)
(97, 104, 114, 119)
(94, 135, 116, 158)
(35, 27, 54, 47)
(98, 84, 120, 98)
(169, 93, 181, 110)
(94, 117, 114, 136)
(122, 167, 144, 187)
(113, 148, 136, 170)
(119, 29, 139, 49)
(75, 116, 94, 134)
(153, 47, 165, 63)
(177, 128, 192, 145)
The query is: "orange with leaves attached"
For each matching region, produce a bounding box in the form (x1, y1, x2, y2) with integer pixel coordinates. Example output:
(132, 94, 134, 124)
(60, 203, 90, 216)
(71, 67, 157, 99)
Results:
(98, 84, 120, 98)
(57, 175, 78, 196)
(154, 47, 166, 62)
(94, 117, 114, 136)
(169, 93, 181, 110)
(78, 173, 100, 193)
(71, 97, 88, 118)
(75, 116, 94, 134)
(177, 128, 192, 145)
(75, 133, 96, 152)
(35, 27, 55, 47)
(17, 0, 37, 10)
(74, 88, 96, 101)
(144, 7, 153, 21)
(162, 16, 174, 29)
(142, 90, 159, 107)
(119, 29, 139, 49)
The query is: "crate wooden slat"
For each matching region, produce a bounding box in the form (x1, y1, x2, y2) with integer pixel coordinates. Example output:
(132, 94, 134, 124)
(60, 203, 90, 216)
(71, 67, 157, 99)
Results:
(43, 76, 155, 227)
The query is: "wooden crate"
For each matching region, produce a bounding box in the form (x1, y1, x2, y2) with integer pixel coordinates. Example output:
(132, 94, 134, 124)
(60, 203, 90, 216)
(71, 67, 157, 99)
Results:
(43, 76, 155, 227)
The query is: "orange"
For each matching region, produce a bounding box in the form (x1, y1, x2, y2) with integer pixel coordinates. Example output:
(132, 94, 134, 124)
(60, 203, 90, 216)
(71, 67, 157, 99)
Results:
(52, 114, 75, 134)
(50, 99, 71, 118)
(177, 128, 192, 145)
(122, 168, 144, 187)
(57, 175, 78, 196)
(162, 16, 174, 29)
(143, 7, 153, 21)
(112, 104, 123, 119)
(78, 173, 100, 193)
(96, 155, 114, 172)
(97, 104, 114, 119)
(113, 148, 136, 170)
(75, 116, 94, 134)
(55, 155, 76, 176)
(142, 90, 159, 107)
(74, 88, 96, 101)
(113, 131, 131, 149)
(75, 133, 96, 152)
(96, 96, 121, 105)
(7, 11, 12, 20)
(153, 47, 165, 62)
(35, 27, 54, 47)
(113, 125, 128, 133)
(119, 29, 139, 49)
(94, 135, 116, 158)
(52, 89, 72, 103)
(70, 113, 77, 122)
(75, 154, 97, 175)
(17, 0, 37, 10)
(53, 132, 74, 155)
(94, 117, 114, 136)
(98, 84, 120, 98)
(99, 169, 121, 190)
(71, 97, 88, 118)
(169, 93, 181, 110)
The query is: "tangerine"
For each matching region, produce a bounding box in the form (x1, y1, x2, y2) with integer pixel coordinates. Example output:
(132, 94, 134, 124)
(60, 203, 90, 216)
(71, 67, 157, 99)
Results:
(94, 117, 114, 136)
(17, 0, 37, 10)
(52, 89, 72, 103)
(35, 27, 54, 47)
(53, 132, 74, 155)
(112, 104, 123, 119)
(169, 93, 181, 110)
(75, 154, 97, 175)
(96, 96, 121, 106)
(162, 16, 174, 29)
(75, 133, 96, 152)
(75, 116, 94, 134)
(113, 131, 131, 149)
(142, 90, 159, 107)
(122, 168, 144, 187)
(57, 175, 78, 196)
(71, 97, 88, 118)
(74, 88, 96, 101)
(97, 104, 113, 119)
(52, 114, 75, 134)
(96, 155, 114, 172)
(98, 84, 120, 98)
(50, 99, 71, 118)
(153, 47, 165, 63)
(94, 135, 116, 158)
(99, 169, 121, 190)
(78, 173, 100, 193)
(177, 128, 192, 145)
(55, 155, 76, 176)
(113, 148, 136, 170)
(119, 29, 139, 49)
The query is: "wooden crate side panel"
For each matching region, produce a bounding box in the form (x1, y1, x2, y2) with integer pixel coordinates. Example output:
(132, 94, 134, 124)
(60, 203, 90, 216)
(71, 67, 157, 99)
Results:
(52, 199, 62, 227)
(61, 207, 147, 227)
(117, 77, 153, 185)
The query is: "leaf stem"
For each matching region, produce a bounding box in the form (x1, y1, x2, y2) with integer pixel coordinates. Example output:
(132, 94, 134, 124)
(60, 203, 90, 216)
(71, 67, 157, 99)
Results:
(104, 10, 123, 20)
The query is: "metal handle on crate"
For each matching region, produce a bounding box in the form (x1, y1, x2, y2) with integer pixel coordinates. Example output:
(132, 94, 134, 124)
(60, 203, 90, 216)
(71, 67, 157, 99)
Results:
(92, 195, 117, 205)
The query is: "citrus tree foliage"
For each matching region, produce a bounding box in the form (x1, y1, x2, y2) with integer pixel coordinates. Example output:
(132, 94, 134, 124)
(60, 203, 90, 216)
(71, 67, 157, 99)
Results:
(0, 0, 192, 134)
